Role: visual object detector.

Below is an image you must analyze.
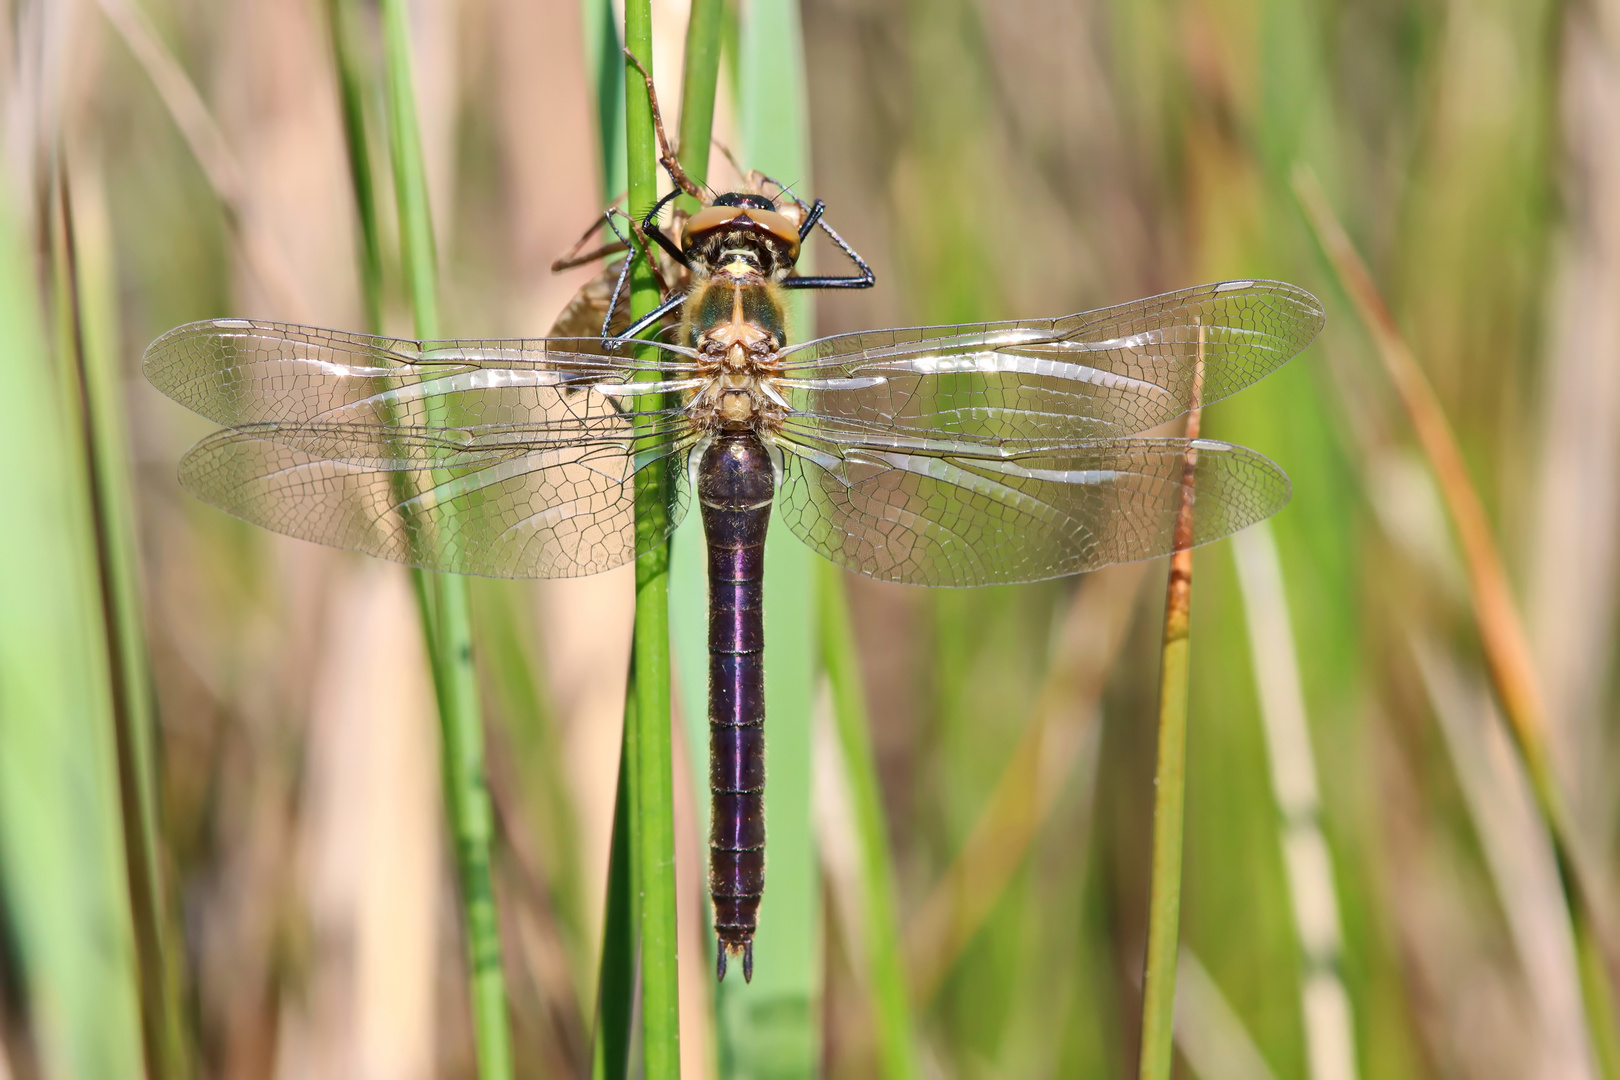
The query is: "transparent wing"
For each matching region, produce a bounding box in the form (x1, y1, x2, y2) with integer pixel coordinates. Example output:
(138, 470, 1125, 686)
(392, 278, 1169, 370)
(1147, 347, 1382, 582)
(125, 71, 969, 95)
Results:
(776, 434, 1289, 586)
(776, 280, 1322, 443)
(144, 318, 701, 431)
(180, 423, 693, 579)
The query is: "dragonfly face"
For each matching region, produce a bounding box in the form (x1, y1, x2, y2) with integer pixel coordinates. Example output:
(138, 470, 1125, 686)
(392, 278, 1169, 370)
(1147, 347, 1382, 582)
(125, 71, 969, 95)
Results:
(683, 194, 803, 270)
(141, 57, 1324, 983)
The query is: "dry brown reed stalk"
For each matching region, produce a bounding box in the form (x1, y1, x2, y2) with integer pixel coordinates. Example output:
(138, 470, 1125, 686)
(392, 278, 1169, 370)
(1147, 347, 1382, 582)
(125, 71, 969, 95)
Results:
(94, 0, 311, 320)
(904, 561, 1147, 1005)
(1293, 163, 1620, 1066)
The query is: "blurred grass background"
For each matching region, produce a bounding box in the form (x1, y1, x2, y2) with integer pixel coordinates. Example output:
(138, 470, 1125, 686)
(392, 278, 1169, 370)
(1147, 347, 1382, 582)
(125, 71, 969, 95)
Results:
(1, 0, 1617, 1077)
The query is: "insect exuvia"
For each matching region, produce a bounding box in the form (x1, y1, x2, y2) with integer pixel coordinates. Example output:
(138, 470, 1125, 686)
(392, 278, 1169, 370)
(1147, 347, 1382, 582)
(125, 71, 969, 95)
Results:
(141, 52, 1324, 983)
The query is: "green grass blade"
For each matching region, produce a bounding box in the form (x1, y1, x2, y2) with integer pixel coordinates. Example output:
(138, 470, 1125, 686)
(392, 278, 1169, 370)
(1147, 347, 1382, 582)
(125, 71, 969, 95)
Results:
(377, 4, 513, 1077)
(470, 579, 591, 993)
(0, 165, 144, 1080)
(64, 163, 192, 1080)
(820, 564, 917, 1080)
(578, 3, 639, 1076)
(677, 0, 724, 205)
(381, 0, 441, 338)
(667, 0, 725, 1037)
(1139, 575, 1192, 1080)
(1139, 413, 1205, 1080)
(593, 741, 637, 1080)
(623, 2, 681, 1077)
(325, 0, 384, 332)
(583, 0, 626, 202)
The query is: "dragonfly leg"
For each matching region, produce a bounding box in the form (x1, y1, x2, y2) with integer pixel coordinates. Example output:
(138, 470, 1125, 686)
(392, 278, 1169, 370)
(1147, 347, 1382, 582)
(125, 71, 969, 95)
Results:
(608, 208, 678, 297)
(640, 186, 692, 272)
(550, 195, 632, 272)
(591, 209, 684, 343)
(713, 139, 748, 186)
(748, 174, 877, 290)
(612, 287, 689, 344)
(550, 237, 628, 273)
(623, 47, 704, 200)
(600, 236, 636, 341)
(781, 207, 875, 290)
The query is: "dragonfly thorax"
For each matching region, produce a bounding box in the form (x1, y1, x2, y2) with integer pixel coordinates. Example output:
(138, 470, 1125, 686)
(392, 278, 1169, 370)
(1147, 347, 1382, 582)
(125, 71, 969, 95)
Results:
(684, 274, 789, 433)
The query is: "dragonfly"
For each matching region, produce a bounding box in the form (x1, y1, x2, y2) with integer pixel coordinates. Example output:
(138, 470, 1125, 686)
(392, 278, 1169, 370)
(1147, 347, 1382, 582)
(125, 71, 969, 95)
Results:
(142, 61, 1324, 984)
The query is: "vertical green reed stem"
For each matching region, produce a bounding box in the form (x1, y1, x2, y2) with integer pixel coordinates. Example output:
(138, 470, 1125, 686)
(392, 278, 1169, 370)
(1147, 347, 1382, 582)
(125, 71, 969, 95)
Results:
(1139, 567, 1191, 1080)
(624, 2, 681, 1076)
(819, 563, 918, 1080)
(0, 162, 144, 1080)
(580, 2, 636, 1077)
(378, 4, 513, 1077)
(1577, 913, 1620, 1078)
(1139, 379, 1204, 1080)
(326, 0, 383, 332)
(677, 0, 724, 206)
(594, 731, 638, 1080)
(60, 164, 192, 1080)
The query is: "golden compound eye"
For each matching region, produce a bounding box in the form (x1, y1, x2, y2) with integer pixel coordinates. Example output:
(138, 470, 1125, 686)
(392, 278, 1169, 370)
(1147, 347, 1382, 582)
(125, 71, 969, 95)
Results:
(682, 203, 802, 262)
(740, 209, 802, 262)
(683, 205, 745, 250)
(686, 205, 744, 233)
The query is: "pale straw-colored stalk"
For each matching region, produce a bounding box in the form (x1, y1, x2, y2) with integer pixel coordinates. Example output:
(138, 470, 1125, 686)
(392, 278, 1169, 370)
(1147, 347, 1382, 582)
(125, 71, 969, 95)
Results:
(1233, 522, 1358, 1080)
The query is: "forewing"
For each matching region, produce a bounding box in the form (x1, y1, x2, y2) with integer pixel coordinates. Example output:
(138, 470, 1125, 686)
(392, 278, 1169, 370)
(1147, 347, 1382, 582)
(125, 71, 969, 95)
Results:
(179, 424, 692, 579)
(777, 280, 1323, 443)
(776, 435, 1289, 586)
(143, 318, 698, 431)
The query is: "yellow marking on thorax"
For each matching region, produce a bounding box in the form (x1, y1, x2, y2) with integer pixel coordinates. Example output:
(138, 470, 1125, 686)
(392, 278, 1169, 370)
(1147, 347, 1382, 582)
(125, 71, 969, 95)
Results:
(685, 279, 788, 434)
(697, 284, 773, 372)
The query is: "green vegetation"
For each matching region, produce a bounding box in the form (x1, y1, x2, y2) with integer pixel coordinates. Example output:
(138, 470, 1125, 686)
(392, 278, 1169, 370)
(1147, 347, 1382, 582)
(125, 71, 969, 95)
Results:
(2, 0, 1615, 1078)
(377, 1, 513, 1074)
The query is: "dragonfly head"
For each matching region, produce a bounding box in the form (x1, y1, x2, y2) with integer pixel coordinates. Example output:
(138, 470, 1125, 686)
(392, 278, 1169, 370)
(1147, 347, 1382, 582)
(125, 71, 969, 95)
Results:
(684, 193, 801, 279)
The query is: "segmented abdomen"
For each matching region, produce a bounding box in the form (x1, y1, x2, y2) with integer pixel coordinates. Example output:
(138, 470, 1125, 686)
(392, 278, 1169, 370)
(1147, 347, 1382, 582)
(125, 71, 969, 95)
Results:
(698, 431, 774, 983)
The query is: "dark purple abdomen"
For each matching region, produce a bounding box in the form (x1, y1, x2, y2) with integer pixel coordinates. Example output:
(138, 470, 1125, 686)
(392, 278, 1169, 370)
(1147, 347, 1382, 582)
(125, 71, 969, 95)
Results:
(698, 430, 774, 983)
